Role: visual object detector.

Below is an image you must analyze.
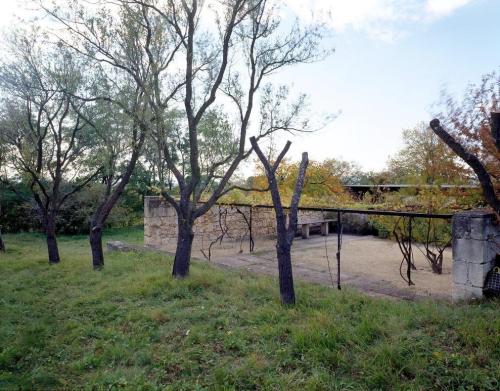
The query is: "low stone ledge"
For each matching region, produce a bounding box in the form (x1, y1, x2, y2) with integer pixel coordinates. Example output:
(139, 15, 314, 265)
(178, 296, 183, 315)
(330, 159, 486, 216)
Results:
(107, 241, 144, 253)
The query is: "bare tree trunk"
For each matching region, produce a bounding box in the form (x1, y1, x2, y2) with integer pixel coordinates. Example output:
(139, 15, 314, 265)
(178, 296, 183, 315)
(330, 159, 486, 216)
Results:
(430, 260, 442, 274)
(90, 219, 104, 270)
(250, 137, 309, 305)
(0, 226, 5, 253)
(276, 235, 295, 304)
(89, 200, 122, 270)
(0, 202, 4, 252)
(45, 215, 60, 264)
(172, 211, 194, 278)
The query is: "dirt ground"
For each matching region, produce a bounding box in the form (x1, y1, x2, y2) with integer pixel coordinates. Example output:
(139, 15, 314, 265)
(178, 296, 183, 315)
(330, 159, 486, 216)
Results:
(293, 235, 451, 300)
(159, 233, 452, 301)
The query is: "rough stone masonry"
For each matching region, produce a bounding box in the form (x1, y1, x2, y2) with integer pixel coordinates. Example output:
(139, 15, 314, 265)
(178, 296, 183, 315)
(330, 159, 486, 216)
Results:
(144, 196, 325, 251)
(452, 210, 499, 302)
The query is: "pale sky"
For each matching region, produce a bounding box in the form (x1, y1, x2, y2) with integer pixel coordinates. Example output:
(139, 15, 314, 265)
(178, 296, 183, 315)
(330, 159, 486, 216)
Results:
(1, 0, 499, 171)
(275, 0, 500, 170)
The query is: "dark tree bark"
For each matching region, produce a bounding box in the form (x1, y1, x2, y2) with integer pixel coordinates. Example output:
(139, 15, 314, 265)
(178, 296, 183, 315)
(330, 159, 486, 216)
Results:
(250, 136, 309, 305)
(89, 223, 104, 269)
(44, 213, 60, 264)
(0, 201, 4, 252)
(492, 111, 500, 151)
(172, 211, 195, 278)
(0, 226, 5, 253)
(430, 118, 499, 215)
(89, 129, 146, 270)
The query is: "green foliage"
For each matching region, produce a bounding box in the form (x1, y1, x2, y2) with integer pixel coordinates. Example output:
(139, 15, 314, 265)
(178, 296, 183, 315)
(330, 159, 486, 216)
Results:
(222, 159, 355, 207)
(387, 122, 471, 184)
(1, 182, 143, 234)
(366, 185, 483, 244)
(0, 183, 36, 232)
(1, 229, 499, 390)
(56, 184, 141, 234)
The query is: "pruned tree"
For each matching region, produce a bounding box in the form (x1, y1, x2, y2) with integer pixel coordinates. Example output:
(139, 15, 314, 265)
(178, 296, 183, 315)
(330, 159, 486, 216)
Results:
(41, 0, 326, 277)
(250, 136, 309, 305)
(431, 72, 500, 215)
(422, 218, 450, 274)
(0, 29, 101, 263)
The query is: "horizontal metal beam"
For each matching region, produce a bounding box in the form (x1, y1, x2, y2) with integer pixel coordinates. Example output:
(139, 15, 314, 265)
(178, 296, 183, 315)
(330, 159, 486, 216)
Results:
(146, 196, 455, 219)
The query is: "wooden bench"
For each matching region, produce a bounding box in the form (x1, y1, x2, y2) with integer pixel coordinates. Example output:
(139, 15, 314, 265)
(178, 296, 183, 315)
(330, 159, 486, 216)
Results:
(298, 219, 335, 239)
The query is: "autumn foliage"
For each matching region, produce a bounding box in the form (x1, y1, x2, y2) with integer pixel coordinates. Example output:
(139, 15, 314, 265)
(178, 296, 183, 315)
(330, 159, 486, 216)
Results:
(388, 123, 471, 185)
(246, 159, 352, 207)
(435, 71, 499, 212)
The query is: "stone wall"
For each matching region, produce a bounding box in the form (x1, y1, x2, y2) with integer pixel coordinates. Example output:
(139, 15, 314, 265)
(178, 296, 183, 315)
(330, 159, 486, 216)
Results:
(144, 196, 324, 250)
(451, 210, 499, 302)
(145, 197, 500, 302)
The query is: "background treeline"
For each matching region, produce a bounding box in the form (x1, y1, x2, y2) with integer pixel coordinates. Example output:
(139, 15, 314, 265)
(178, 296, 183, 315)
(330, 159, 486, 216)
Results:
(0, 166, 151, 234)
(1, 123, 485, 234)
(222, 123, 483, 210)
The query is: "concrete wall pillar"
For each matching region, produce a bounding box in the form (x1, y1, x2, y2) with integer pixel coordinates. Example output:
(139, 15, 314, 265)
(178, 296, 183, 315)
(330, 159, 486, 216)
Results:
(452, 210, 499, 302)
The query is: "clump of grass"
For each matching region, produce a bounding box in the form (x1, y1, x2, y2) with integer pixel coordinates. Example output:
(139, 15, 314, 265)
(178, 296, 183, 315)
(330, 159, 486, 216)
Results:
(0, 229, 499, 390)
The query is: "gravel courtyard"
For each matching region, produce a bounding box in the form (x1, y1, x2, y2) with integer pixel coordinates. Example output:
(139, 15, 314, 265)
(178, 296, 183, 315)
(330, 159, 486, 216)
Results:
(159, 233, 453, 301)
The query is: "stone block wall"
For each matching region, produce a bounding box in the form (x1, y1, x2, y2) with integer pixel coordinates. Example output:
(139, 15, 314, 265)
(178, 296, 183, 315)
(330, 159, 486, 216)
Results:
(144, 196, 324, 250)
(145, 197, 500, 303)
(451, 210, 499, 302)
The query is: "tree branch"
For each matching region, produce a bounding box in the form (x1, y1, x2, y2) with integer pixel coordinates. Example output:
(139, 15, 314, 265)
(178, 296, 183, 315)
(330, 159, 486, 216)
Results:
(430, 119, 499, 214)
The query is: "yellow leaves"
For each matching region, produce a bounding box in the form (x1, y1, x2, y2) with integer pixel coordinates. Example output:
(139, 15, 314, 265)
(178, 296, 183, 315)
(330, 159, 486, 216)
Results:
(242, 160, 352, 207)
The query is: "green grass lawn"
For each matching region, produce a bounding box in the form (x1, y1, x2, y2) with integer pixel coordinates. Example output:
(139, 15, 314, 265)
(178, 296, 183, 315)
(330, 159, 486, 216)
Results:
(0, 228, 499, 390)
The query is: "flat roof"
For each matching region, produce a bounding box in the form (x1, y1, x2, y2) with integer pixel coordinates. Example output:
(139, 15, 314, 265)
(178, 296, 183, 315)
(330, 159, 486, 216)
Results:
(344, 184, 478, 189)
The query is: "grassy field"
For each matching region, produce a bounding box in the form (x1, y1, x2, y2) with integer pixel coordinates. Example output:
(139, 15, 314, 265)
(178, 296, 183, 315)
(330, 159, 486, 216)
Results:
(0, 228, 499, 390)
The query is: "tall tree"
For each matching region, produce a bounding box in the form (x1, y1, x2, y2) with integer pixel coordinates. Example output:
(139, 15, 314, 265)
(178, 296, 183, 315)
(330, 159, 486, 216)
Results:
(387, 122, 471, 185)
(431, 71, 500, 215)
(43, 0, 326, 277)
(250, 137, 308, 305)
(36, 1, 160, 268)
(0, 30, 100, 263)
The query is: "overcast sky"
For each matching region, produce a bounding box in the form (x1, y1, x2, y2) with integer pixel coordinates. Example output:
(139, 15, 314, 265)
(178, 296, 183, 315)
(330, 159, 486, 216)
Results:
(1, 0, 499, 171)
